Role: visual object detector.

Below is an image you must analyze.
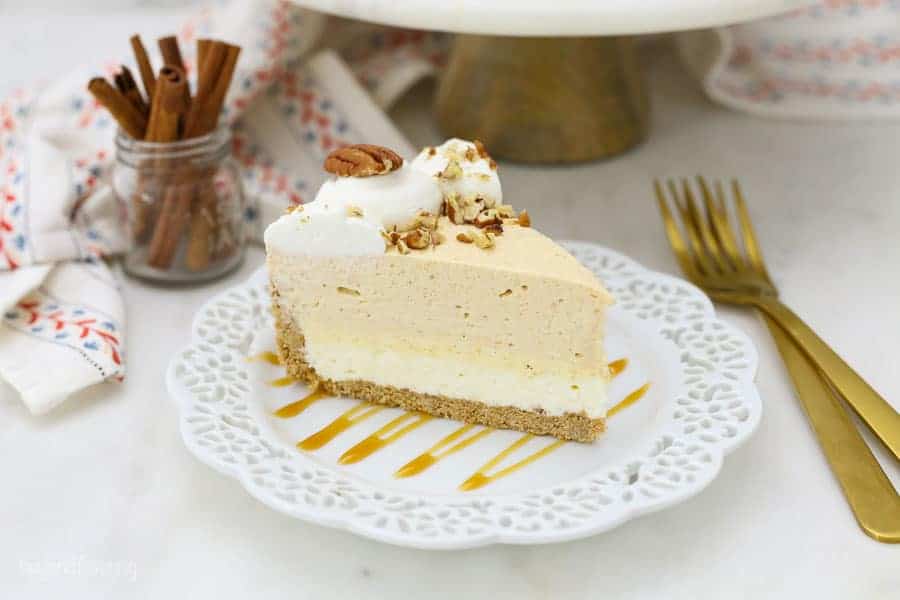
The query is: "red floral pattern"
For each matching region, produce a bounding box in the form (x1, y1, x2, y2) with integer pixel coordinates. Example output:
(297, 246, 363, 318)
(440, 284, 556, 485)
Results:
(4, 287, 124, 379)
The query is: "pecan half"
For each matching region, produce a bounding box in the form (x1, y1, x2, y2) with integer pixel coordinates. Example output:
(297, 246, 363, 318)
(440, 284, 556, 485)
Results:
(324, 144, 403, 177)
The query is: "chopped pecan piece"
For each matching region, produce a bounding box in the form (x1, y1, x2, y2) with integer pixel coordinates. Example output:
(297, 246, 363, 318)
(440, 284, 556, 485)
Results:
(444, 195, 464, 224)
(472, 230, 495, 249)
(474, 208, 502, 229)
(438, 159, 463, 180)
(517, 210, 531, 227)
(461, 198, 483, 222)
(404, 228, 431, 250)
(412, 211, 438, 231)
(496, 204, 515, 218)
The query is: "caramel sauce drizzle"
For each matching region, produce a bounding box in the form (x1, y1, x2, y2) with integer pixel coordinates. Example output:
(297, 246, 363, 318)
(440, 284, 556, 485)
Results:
(298, 402, 384, 451)
(459, 435, 566, 491)
(395, 424, 493, 478)
(340, 413, 433, 465)
(268, 375, 296, 387)
(248, 351, 282, 366)
(608, 358, 628, 378)
(248, 351, 291, 385)
(608, 383, 651, 418)
(456, 381, 650, 491)
(274, 388, 328, 419)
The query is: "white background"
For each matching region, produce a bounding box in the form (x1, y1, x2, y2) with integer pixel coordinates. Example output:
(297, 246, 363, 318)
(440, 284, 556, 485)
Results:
(0, 2, 898, 598)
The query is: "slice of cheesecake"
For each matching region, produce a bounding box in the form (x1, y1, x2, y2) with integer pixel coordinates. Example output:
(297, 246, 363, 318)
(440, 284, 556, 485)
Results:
(264, 140, 613, 442)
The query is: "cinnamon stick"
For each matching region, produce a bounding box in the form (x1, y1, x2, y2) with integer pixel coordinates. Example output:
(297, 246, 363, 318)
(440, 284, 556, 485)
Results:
(146, 181, 193, 269)
(184, 177, 218, 272)
(182, 42, 241, 270)
(198, 41, 226, 99)
(145, 66, 189, 142)
(144, 66, 192, 266)
(183, 42, 227, 137)
(87, 77, 147, 139)
(158, 35, 186, 73)
(120, 63, 161, 240)
(204, 44, 241, 128)
(197, 39, 212, 76)
(114, 66, 148, 118)
(130, 34, 155, 100)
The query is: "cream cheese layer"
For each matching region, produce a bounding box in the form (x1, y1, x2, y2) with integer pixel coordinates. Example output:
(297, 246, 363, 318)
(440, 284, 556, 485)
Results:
(303, 341, 607, 417)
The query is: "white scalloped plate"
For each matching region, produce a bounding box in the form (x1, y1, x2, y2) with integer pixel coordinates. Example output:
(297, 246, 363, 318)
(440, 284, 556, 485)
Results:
(167, 242, 761, 549)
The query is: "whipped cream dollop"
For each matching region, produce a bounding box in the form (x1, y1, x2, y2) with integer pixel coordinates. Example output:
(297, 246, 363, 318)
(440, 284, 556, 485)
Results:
(411, 138, 502, 207)
(264, 139, 501, 257)
(265, 163, 442, 256)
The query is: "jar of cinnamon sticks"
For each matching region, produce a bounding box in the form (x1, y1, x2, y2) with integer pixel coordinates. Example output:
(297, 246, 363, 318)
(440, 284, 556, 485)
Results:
(91, 34, 245, 282)
(113, 125, 245, 281)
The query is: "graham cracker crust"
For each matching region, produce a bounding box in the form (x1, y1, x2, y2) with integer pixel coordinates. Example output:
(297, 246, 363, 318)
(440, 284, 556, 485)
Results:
(271, 300, 605, 443)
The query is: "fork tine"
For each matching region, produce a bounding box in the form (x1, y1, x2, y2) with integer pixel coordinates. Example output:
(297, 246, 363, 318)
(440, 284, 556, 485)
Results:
(680, 178, 728, 273)
(714, 181, 748, 264)
(681, 178, 729, 271)
(712, 180, 727, 213)
(654, 180, 702, 282)
(667, 179, 718, 276)
(731, 180, 773, 283)
(697, 176, 743, 270)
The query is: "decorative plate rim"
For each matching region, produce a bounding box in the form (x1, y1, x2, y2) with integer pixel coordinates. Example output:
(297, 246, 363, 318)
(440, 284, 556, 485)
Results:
(167, 241, 761, 550)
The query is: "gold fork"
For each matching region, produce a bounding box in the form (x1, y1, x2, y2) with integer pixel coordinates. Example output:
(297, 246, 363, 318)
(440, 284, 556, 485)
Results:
(655, 177, 900, 543)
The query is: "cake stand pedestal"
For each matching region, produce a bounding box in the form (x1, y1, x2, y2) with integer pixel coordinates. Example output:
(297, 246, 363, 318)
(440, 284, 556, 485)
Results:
(436, 36, 647, 163)
(292, 0, 812, 162)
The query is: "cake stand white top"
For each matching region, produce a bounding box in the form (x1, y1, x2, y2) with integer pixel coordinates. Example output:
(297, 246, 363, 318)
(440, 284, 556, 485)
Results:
(293, 0, 811, 36)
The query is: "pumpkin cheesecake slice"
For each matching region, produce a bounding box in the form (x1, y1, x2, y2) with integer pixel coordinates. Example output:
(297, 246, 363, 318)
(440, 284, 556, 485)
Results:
(264, 140, 613, 442)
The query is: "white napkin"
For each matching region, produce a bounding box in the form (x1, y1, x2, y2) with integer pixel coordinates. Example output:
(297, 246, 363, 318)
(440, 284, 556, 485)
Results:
(678, 0, 900, 119)
(0, 0, 447, 414)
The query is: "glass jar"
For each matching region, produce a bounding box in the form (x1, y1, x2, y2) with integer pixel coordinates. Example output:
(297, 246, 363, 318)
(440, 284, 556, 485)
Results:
(113, 126, 245, 282)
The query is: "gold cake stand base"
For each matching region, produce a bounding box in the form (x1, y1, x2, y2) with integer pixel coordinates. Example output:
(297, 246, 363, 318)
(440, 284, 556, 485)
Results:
(435, 35, 649, 163)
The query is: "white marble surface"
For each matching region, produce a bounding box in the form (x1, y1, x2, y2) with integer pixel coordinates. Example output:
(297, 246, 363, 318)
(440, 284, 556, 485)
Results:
(1, 6, 899, 600)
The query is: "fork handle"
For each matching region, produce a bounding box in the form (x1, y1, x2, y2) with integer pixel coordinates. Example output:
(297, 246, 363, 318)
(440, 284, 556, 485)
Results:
(762, 313, 900, 542)
(756, 297, 900, 462)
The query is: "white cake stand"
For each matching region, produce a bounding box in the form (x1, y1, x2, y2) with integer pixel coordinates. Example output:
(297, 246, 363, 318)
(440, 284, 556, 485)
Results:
(295, 0, 812, 161)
